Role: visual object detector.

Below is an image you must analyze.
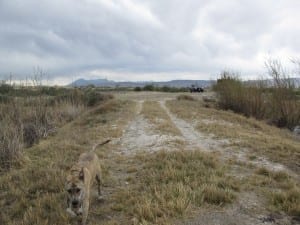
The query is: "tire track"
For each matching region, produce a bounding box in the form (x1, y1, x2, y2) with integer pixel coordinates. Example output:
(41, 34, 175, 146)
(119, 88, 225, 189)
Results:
(117, 100, 181, 155)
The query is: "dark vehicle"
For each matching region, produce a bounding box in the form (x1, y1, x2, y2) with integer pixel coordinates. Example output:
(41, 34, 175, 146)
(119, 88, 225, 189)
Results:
(189, 86, 204, 93)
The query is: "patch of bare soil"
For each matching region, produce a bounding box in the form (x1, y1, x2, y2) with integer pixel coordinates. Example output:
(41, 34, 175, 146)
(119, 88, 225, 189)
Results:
(116, 100, 182, 155)
(160, 101, 230, 152)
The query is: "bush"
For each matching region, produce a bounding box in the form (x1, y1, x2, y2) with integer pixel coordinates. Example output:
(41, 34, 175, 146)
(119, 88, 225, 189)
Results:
(23, 122, 39, 147)
(84, 89, 114, 107)
(213, 72, 247, 113)
(134, 86, 142, 91)
(213, 65, 300, 129)
(0, 83, 12, 94)
(265, 59, 300, 128)
(136, 85, 188, 92)
(143, 84, 155, 91)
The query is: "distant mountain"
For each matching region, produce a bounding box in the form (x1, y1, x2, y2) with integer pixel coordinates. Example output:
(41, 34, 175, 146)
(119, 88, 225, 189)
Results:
(154, 80, 212, 88)
(70, 78, 115, 87)
(69, 78, 212, 88)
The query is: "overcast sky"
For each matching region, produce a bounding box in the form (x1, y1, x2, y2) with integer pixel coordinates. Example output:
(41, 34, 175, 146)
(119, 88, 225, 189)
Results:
(1, 0, 300, 84)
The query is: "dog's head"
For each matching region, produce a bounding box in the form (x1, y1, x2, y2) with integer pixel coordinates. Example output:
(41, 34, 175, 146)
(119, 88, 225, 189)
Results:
(66, 168, 85, 216)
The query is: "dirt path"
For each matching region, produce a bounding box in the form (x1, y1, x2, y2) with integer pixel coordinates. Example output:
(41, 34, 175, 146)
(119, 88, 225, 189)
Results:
(114, 93, 296, 178)
(116, 100, 182, 155)
(159, 99, 298, 225)
(108, 93, 298, 225)
(159, 100, 229, 151)
(118, 100, 161, 154)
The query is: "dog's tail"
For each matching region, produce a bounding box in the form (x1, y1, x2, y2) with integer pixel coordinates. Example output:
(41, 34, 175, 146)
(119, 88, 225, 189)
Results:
(91, 139, 111, 152)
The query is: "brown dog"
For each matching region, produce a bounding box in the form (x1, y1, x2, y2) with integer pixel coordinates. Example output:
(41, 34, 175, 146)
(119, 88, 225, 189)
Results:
(66, 140, 110, 225)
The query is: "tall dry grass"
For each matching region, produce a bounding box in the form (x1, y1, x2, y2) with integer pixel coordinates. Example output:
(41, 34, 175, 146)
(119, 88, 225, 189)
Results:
(0, 102, 24, 169)
(213, 64, 300, 129)
(265, 59, 300, 128)
(213, 71, 266, 119)
(0, 86, 113, 170)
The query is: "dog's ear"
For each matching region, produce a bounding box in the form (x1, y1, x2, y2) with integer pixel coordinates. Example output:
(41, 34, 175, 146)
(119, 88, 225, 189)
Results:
(79, 168, 84, 181)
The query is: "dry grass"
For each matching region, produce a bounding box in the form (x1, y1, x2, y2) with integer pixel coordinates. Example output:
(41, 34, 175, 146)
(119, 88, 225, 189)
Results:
(166, 99, 300, 174)
(0, 98, 84, 170)
(166, 98, 300, 218)
(0, 99, 136, 225)
(111, 150, 239, 225)
(0, 90, 115, 170)
(247, 167, 300, 216)
(0, 103, 24, 169)
(176, 94, 196, 101)
(2, 90, 299, 225)
(269, 188, 300, 216)
(141, 101, 181, 136)
(213, 69, 300, 128)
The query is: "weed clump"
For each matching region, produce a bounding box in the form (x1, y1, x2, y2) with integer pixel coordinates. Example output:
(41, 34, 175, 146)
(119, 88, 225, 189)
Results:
(84, 89, 114, 106)
(113, 150, 239, 224)
(252, 167, 299, 216)
(177, 94, 196, 101)
(270, 188, 300, 216)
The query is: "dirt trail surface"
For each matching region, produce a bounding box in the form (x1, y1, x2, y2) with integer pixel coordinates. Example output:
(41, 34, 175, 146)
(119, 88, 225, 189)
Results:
(116, 100, 181, 154)
(159, 100, 229, 151)
(112, 92, 299, 225)
(117, 92, 294, 175)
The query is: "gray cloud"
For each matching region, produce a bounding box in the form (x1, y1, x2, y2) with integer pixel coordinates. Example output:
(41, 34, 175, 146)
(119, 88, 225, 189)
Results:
(0, 0, 300, 83)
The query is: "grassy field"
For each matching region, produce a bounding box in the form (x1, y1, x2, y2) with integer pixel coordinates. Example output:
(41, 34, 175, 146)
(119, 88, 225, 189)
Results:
(166, 97, 300, 219)
(166, 99, 300, 173)
(0, 90, 299, 225)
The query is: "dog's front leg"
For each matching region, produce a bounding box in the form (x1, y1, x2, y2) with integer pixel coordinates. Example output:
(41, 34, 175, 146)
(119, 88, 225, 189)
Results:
(81, 193, 90, 225)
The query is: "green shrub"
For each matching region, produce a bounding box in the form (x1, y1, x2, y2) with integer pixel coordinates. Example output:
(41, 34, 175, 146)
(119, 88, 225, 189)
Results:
(143, 84, 155, 91)
(0, 83, 12, 94)
(134, 86, 142, 91)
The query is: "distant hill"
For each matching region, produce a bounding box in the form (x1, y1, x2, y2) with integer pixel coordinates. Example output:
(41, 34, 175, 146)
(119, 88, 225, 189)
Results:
(69, 78, 212, 88)
(71, 78, 116, 87)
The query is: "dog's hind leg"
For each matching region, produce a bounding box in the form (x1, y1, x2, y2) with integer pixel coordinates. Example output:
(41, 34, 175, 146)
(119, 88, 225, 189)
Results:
(95, 168, 103, 200)
(95, 174, 101, 196)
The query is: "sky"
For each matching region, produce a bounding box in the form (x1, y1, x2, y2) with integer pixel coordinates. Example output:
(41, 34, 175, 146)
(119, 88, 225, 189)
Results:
(1, 0, 300, 85)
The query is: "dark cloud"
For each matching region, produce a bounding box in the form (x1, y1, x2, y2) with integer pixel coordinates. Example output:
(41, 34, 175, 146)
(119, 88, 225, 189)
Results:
(0, 0, 299, 83)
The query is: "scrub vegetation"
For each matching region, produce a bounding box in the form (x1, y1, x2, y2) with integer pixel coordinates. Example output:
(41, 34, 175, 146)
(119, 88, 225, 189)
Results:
(0, 88, 299, 225)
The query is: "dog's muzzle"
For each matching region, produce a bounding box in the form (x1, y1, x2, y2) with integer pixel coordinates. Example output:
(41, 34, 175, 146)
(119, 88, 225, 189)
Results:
(72, 200, 79, 207)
